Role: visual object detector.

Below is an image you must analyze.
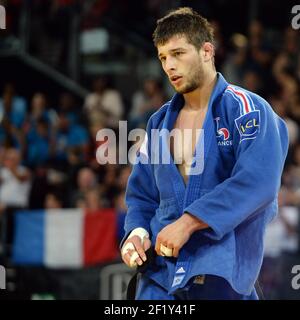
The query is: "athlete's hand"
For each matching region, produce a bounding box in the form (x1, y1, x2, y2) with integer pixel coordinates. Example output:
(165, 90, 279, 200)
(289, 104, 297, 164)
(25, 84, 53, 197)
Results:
(121, 234, 151, 268)
(155, 213, 208, 257)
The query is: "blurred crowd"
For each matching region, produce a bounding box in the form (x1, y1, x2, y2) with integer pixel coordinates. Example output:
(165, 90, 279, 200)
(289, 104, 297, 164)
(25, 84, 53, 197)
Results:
(0, 69, 169, 258)
(0, 79, 128, 212)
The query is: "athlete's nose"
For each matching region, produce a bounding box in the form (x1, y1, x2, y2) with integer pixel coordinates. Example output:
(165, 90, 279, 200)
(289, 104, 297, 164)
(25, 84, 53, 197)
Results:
(165, 56, 177, 73)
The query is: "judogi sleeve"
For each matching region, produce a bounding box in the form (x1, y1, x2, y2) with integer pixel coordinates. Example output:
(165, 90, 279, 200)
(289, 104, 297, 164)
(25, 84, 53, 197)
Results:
(121, 117, 160, 246)
(184, 98, 289, 241)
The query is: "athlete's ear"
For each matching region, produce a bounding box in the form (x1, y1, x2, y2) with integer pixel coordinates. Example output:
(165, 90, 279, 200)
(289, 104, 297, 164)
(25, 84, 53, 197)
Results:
(202, 42, 215, 62)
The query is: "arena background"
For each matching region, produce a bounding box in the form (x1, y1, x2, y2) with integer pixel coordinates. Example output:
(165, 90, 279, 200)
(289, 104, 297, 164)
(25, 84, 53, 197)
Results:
(0, 0, 299, 300)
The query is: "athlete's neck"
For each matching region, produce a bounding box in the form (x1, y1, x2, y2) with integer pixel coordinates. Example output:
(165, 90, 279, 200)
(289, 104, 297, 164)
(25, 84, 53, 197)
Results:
(183, 71, 217, 111)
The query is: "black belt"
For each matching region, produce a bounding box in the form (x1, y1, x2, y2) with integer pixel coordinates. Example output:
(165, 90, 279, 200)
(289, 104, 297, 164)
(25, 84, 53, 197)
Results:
(127, 246, 156, 300)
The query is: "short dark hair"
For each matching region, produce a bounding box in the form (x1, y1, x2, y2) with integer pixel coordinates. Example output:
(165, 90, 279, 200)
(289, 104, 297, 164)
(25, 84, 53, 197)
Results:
(153, 7, 214, 50)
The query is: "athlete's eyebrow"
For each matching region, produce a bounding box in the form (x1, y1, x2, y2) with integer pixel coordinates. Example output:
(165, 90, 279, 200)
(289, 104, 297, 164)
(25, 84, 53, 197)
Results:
(158, 48, 186, 58)
(169, 47, 186, 52)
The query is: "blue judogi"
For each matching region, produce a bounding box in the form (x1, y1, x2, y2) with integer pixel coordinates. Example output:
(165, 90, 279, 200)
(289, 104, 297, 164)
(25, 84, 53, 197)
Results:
(123, 73, 289, 299)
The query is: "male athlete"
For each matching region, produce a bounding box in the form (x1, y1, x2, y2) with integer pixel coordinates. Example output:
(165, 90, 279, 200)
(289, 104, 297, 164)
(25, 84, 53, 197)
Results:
(120, 7, 289, 299)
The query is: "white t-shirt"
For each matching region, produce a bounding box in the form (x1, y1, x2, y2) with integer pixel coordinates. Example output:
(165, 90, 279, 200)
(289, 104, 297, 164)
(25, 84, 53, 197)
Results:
(84, 90, 124, 126)
(0, 166, 31, 208)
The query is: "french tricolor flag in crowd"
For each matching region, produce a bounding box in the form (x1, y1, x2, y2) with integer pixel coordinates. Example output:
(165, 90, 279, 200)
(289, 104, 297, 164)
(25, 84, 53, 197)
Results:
(12, 208, 122, 268)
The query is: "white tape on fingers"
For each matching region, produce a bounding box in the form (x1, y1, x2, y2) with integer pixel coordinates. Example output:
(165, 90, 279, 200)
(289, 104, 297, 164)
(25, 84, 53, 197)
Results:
(129, 251, 139, 268)
(121, 242, 135, 256)
(160, 244, 173, 257)
(128, 228, 149, 245)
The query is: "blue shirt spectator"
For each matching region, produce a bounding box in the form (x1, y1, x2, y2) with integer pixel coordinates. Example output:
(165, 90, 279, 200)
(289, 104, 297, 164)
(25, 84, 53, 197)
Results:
(25, 119, 50, 167)
(0, 84, 27, 128)
(54, 113, 89, 162)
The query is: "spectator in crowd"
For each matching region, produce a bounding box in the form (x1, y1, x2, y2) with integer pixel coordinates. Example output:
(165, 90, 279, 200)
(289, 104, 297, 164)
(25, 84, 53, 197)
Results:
(44, 192, 64, 209)
(242, 69, 265, 97)
(0, 116, 24, 151)
(51, 111, 89, 169)
(270, 96, 299, 147)
(26, 92, 52, 127)
(260, 204, 299, 299)
(273, 66, 298, 107)
(0, 148, 31, 211)
(0, 85, 27, 153)
(57, 92, 78, 126)
(65, 146, 86, 190)
(84, 76, 124, 129)
(115, 165, 131, 191)
(0, 148, 31, 254)
(247, 20, 272, 72)
(129, 78, 166, 129)
(23, 92, 58, 166)
(100, 164, 120, 207)
(25, 119, 51, 168)
(0, 83, 27, 129)
(221, 33, 248, 85)
(280, 143, 300, 207)
(70, 167, 98, 207)
(281, 26, 300, 79)
(85, 119, 106, 171)
(84, 188, 104, 211)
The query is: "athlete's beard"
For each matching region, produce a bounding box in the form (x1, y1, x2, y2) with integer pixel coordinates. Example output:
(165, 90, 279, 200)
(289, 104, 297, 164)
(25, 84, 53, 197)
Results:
(176, 61, 204, 94)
